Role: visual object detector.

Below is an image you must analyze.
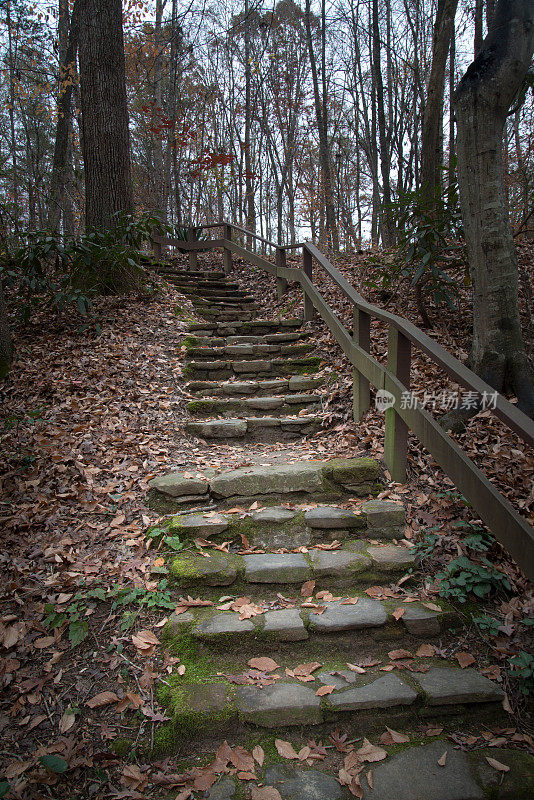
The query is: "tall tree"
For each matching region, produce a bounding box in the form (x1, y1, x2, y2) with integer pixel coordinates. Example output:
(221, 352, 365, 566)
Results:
(454, 0, 534, 416)
(420, 0, 458, 198)
(0, 281, 12, 378)
(78, 0, 134, 229)
(305, 0, 338, 250)
(48, 0, 79, 234)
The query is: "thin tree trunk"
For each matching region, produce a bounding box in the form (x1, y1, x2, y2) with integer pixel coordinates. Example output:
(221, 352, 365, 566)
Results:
(48, 0, 79, 234)
(454, 0, 534, 415)
(0, 281, 12, 378)
(372, 0, 395, 245)
(420, 0, 459, 198)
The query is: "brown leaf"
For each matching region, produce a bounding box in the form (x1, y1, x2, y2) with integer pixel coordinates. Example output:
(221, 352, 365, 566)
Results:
(316, 685, 336, 696)
(380, 726, 410, 745)
(388, 649, 413, 660)
(356, 738, 387, 763)
(275, 739, 299, 759)
(438, 751, 447, 767)
(455, 652, 476, 669)
(485, 757, 510, 772)
(251, 787, 283, 800)
(367, 770, 373, 790)
(346, 663, 367, 674)
(86, 691, 119, 708)
(301, 579, 316, 597)
(247, 657, 279, 672)
(392, 607, 405, 620)
(59, 712, 76, 733)
(416, 643, 436, 657)
(229, 746, 254, 772)
(252, 745, 265, 767)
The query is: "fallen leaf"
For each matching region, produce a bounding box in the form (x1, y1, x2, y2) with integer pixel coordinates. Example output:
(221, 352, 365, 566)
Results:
(251, 787, 283, 800)
(387, 649, 413, 660)
(59, 712, 76, 733)
(380, 726, 410, 745)
(316, 685, 336, 696)
(275, 739, 299, 760)
(416, 643, 436, 657)
(247, 657, 279, 672)
(455, 652, 476, 669)
(438, 751, 447, 767)
(392, 607, 405, 620)
(86, 691, 119, 708)
(301, 579, 316, 597)
(252, 745, 265, 767)
(347, 663, 367, 674)
(485, 757, 510, 773)
(356, 738, 387, 763)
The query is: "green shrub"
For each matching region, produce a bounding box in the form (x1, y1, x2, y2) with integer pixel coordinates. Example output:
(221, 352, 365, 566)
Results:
(436, 555, 512, 602)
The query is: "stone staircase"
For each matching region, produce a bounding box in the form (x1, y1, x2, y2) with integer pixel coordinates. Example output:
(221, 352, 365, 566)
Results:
(163, 264, 326, 442)
(143, 261, 532, 799)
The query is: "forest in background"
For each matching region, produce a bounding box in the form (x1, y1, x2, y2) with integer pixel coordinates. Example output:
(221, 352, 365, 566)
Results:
(0, 0, 533, 248)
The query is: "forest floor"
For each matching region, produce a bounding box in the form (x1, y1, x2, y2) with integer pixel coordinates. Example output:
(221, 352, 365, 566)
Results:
(0, 243, 533, 798)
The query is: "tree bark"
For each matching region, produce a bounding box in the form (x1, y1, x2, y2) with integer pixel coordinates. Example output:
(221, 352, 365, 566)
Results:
(454, 0, 534, 416)
(372, 0, 395, 245)
(78, 0, 134, 229)
(420, 0, 459, 198)
(48, 0, 79, 234)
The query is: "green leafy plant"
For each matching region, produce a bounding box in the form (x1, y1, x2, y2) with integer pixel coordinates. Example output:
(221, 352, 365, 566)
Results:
(508, 651, 534, 695)
(387, 174, 465, 327)
(472, 614, 501, 637)
(436, 556, 512, 602)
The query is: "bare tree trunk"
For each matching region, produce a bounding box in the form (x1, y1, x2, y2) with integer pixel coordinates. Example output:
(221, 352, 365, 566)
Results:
(420, 0, 458, 197)
(454, 0, 534, 416)
(244, 0, 255, 247)
(474, 0, 484, 54)
(78, 0, 134, 229)
(48, 0, 79, 234)
(372, 0, 395, 245)
(305, 0, 338, 250)
(6, 1, 20, 233)
(153, 0, 166, 220)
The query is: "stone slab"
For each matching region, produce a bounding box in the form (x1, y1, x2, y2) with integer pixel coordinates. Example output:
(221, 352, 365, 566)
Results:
(317, 670, 357, 690)
(310, 549, 371, 579)
(205, 777, 237, 800)
(262, 609, 308, 641)
(365, 545, 415, 570)
(264, 765, 344, 800)
(329, 673, 417, 711)
(244, 553, 311, 583)
(167, 611, 194, 634)
(148, 472, 209, 498)
(361, 499, 405, 528)
(235, 683, 322, 726)
(251, 506, 297, 523)
(305, 506, 366, 530)
(362, 741, 483, 800)
(168, 512, 228, 537)
(288, 376, 323, 391)
(170, 552, 239, 586)
(210, 462, 325, 498)
(322, 457, 380, 490)
(308, 598, 387, 631)
(232, 359, 271, 373)
(193, 614, 255, 639)
(413, 667, 505, 706)
(401, 603, 442, 636)
(186, 419, 247, 439)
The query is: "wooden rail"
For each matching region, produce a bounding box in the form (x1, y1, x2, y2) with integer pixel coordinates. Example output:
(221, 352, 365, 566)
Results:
(151, 223, 534, 580)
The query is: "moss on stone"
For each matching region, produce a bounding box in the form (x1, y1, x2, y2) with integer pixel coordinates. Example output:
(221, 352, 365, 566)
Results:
(186, 399, 221, 414)
(111, 737, 134, 757)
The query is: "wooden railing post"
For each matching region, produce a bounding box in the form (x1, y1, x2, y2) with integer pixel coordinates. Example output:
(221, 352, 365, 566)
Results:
(223, 223, 233, 274)
(276, 247, 288, 299)
(187, 227, 198, 270)
(384, 326, 411, 482)
(352, 307, 371, 421)
(302, 246, 314, 321)
(151, 233, 162, 260)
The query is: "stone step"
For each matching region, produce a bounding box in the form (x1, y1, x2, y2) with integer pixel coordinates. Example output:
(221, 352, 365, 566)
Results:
(188, 318, 303, 335)
(196, 310, 255, 322)
(183, 332, 308, 348)
(185, 415, 323, 442)
(184, 343, 314, 361)
(177, 287, 253, 299)
(158, 269, 226, 280)
(191, 295, 258, 306)
(173, 743, 532, 799)
(167, 542, 415, 589)
(186, 375, 325, 397)
(156, 655, 505, 739)
(164, 501, 406, 549)
(186, 394, 322, 418)
(182, 356, 322, 381)
(172, 280, 242, 291)
(148, 457, 381, 508)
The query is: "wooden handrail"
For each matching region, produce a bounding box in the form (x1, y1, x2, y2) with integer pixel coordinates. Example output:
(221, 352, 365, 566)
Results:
(151, 223, 534, 578)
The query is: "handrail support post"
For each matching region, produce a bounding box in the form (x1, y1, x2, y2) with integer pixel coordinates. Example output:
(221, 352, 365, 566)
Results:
(188, 227, 198, 271)
(151, 233, 162, 260)
(353, 308, 371, 421)
(223, 223, 233, 274)
(302, 247, 314, 321)
(276, 247, 288, 299)
(384, 326, 411, 483)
